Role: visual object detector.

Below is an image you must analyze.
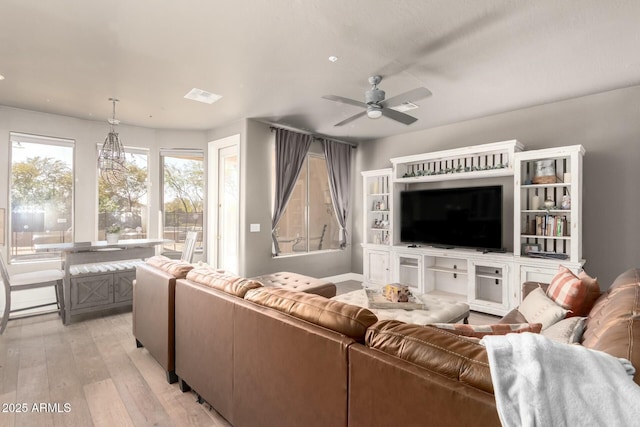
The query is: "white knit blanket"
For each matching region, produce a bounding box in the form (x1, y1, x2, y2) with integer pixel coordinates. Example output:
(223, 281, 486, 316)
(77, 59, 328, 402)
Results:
(481, 333, 640, 427)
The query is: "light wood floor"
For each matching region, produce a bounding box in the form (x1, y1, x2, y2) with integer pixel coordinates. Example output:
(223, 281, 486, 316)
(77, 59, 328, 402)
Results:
(0, 310, 230, 427)
(0, 281, 499, 426)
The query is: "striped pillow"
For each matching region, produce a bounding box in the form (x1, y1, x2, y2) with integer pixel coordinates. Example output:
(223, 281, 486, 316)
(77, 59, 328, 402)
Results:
(426, 322, 542, 338)
(547, 266, 587, 317)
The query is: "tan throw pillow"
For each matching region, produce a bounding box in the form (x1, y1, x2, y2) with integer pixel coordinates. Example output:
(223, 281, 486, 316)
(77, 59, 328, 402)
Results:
(546, 265, 586, 317)
(427, 322, 542, 338)
(577, 271, 602, 316)
(541, 316, 586, 344)
(518, 286, 567, 330)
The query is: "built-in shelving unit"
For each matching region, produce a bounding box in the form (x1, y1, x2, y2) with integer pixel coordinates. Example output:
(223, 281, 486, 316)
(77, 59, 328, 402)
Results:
(361, 169, 393, 286)
(514, 145, 584, 263)
(361, 169, 392, 246)
(391, 140, 524, 184)
(361, 141, 586, 315)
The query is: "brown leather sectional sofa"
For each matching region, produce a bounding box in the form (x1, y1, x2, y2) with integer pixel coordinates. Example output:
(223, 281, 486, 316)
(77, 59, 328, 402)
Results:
(173, 269, 376, 426)
(135, 262, 640, 427)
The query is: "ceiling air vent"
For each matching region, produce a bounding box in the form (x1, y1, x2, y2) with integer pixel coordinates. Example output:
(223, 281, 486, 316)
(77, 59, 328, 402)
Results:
(184, 88, 222, 104)
(390, 102, 419, 113)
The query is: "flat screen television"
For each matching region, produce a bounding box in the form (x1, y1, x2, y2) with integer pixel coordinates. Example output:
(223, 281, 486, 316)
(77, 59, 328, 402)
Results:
(400, 186, 503, 250)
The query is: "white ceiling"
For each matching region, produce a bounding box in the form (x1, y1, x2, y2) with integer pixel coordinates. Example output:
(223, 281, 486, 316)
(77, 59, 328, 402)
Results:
(1, 0, 639, 142)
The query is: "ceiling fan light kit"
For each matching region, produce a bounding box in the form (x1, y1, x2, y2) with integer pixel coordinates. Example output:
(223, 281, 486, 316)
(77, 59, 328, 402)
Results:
(367, 105, 383, 119)
(323, 75, 432, 126)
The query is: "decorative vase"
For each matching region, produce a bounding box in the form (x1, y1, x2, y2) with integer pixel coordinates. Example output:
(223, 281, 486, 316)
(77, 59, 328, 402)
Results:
(106, 233, 120, 244)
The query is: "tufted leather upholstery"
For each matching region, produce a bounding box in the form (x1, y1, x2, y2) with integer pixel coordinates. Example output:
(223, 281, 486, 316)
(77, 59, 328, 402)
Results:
(251, 271, 337, 298)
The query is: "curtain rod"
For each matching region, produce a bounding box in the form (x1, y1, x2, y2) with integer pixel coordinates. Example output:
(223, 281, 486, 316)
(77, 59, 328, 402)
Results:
(269, 125, 357, 148)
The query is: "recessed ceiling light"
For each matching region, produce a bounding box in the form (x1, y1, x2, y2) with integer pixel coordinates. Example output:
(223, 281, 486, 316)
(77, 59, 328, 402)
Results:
(390, 102, 419, 113)
(328, 56, 338, 63)
(184, 88, 222, 104)
(0, 74, 5, 80)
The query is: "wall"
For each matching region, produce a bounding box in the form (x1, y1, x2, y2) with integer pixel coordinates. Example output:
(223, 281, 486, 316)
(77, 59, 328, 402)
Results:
(0, 106, 207, 311)
(354, 85, 640, 287)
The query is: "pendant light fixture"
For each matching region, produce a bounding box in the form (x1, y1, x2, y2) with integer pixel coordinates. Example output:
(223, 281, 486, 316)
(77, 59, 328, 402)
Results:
(97, 98, 126, 185)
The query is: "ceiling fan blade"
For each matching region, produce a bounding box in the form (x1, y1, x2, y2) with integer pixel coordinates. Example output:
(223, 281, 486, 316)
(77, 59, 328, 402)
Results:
(334, 111, 367, 127)
(382, 87, 432, 108)
(380, 107, 418, 125)
(322, 95, 367, 109)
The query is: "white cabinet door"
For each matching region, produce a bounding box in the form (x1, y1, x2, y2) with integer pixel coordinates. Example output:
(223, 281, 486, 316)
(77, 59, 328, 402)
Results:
(469, 260, 510, 316)
(364, 249, 390, 286)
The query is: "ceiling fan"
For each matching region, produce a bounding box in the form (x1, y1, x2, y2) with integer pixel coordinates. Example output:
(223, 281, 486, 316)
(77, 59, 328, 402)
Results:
(322, 75, 432, 126)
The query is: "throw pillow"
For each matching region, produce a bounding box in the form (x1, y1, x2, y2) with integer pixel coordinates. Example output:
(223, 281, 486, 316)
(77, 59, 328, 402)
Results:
(426, 322, 542, 338)
(541, 316, 587, 344)
(546, 266, 586, 317)
(577, 271, 602, 316)
(518, 286, 568, 330)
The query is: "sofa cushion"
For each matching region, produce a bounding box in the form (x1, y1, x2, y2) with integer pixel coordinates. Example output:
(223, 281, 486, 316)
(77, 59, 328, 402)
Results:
(146, 255, 194, 279)
(366, 320, 493, 393)
(427, 322, 542, 338)
(582, 268, 640, 385)
(186, 267, 262, 298)
(244, 287, 377, 341)
(541, 316, 586, 344)
(546, 266, 587, 317)
(518, 286, 567, 330)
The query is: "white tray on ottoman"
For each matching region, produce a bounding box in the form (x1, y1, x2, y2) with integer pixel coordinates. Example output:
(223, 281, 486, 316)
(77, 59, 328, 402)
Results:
(331, 288, 469, 325)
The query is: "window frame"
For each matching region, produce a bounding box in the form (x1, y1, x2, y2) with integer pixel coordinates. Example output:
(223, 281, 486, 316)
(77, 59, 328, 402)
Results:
(9, 132, 75, 263)
(274, 150, 341, 257)
(159, 148, 205, 257)
(96, 144, 150, 241)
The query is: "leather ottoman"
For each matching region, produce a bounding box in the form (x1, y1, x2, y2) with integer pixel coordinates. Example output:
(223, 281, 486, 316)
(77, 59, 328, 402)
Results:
(251, 272, 337, 298)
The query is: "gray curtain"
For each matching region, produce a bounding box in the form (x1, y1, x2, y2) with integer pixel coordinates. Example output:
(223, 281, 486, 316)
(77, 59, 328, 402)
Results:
(272, 128, 312, 254)
(322, 139, 352, 249)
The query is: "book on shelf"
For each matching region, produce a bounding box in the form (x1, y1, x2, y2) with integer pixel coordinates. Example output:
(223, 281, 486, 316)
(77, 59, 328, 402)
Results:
(532, 214, 567, 237)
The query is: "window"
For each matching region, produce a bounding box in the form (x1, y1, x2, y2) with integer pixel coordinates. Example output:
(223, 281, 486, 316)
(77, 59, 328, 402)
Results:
(97, 147, 149, 240)
(274, 153, 341, 255)
(161, 150, 205, 257)
(9, 133, 74, 261)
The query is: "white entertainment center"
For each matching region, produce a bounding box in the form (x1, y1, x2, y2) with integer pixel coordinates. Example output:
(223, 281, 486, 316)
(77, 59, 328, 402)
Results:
(362, 140, 584, 316)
